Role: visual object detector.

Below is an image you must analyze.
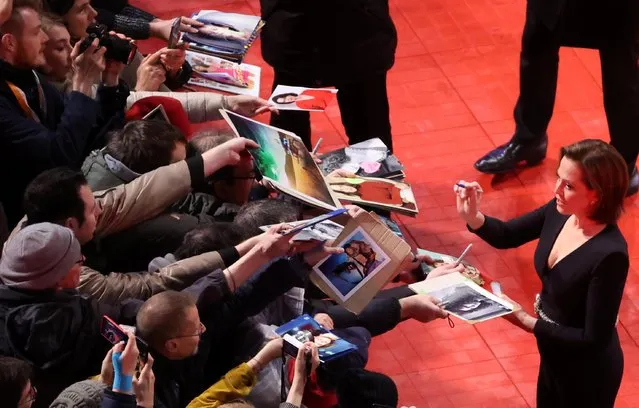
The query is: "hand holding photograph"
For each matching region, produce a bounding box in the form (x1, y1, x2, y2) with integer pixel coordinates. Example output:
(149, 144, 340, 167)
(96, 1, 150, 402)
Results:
(269, 85, 338, 112)
(260, 219, 345, 242)
(182, 10, 263, 63)
(409, 272, 514, 324)
(417, 248, 484, 286)
(275, 314, 357, 363)
(221, 110, 340, 211)
(313, 227, 391, 302)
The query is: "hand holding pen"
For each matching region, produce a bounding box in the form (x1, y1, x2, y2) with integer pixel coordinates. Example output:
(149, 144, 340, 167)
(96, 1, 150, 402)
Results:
(453, 180, 486, 230)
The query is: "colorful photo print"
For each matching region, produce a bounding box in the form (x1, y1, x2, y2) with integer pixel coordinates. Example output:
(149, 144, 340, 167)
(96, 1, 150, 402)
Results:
(313, 227, 390, 301)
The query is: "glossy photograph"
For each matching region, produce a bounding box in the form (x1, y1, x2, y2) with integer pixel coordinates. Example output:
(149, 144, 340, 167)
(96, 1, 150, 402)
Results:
(314, 227, 390, 301)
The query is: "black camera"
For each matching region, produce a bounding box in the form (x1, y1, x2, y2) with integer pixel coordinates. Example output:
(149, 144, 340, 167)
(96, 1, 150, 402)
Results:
(79, 24, 137, 65)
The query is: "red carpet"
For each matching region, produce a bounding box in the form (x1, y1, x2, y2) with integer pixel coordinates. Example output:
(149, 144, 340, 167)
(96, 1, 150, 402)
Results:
(133, 0, 639, 405)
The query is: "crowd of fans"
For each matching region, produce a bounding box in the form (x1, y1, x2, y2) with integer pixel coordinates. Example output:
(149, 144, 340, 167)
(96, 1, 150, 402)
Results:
(0, 1, 635, 408)
(0, 1, 458, 407)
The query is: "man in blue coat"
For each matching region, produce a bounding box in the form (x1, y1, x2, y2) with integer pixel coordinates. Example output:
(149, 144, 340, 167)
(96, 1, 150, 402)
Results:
(0, 0, 129, 229)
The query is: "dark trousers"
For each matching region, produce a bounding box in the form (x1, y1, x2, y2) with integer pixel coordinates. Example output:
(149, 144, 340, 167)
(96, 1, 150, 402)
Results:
(513, 0, 639, 172)
(270, 70, 394, 153)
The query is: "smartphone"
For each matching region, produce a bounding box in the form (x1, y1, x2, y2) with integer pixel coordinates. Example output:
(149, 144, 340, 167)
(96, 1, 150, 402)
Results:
(100, 316, 149, 362)
(283, 208, 348, 236)
(167, 17, 182, 49)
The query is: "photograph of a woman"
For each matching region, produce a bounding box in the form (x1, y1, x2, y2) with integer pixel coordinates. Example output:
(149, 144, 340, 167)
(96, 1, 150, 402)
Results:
(189, 54, 251, 87)
(269, 85, 338, 111)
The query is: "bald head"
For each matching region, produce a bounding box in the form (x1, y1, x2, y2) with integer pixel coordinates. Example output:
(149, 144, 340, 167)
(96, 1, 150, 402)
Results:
(136, 291, 195, 350)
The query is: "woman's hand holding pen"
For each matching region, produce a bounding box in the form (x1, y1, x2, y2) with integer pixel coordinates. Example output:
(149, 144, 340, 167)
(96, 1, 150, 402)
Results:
(454, 180, 485, 230)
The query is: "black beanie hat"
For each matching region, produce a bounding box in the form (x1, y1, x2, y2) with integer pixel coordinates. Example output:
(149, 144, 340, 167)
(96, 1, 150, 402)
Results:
(43, 0, 76, 16)
(336, 369, 399, 408)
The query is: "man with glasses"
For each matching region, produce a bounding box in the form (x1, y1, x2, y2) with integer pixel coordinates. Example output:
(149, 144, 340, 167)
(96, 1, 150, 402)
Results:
(133, 229, 338, 408)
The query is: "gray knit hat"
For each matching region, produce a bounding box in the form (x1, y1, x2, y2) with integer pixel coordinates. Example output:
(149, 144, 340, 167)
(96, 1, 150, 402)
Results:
(49, 380, 107, 408)
(0, 222, 81, 290)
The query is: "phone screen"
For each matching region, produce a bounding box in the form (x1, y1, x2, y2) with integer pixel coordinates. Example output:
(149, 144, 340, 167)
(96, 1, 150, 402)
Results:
(100, 316, 149, 363)
(285, 208, 348, 235)
(101, 316, 127, 344)
(168, 17, 182, 49)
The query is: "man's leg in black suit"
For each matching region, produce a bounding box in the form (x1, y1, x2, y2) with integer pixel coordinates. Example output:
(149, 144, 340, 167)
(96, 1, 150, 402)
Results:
(474, 3, 561, 173)
(513, 5, 562, 144)
(269, 70, 315, 150)
(599, 41, 639, 175)
(336, 72, 394, 153)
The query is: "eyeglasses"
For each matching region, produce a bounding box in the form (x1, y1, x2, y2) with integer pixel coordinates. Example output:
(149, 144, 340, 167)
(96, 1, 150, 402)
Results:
(171, 322, 206, 339)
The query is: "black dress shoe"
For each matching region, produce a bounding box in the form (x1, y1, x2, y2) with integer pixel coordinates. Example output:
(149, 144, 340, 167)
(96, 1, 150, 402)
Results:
(474, 137, 548, 174)
(627, 167, 638, 197)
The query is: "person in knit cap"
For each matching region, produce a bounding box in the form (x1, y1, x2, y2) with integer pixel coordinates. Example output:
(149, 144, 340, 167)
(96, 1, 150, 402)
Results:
(0, 222, 83, 290)
(0, 223, 139, 408)
(49, 380, 107, 408)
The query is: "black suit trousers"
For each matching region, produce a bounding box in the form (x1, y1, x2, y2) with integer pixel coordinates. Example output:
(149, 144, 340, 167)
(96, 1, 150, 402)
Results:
(269, 71, 394, 153)
(513, 0, 639, 172)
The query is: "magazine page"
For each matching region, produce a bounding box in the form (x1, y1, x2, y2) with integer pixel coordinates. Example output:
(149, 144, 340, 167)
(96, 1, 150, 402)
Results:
(275, 314, 357, 363)
(186, 51, 261, 97)
(417, 248, 484, 285)
(269, 85, 338, 112)
(326, 175, 419, 216)
(319, 138, 387, 174)
(260, 219, 345, 241)
(409, 272, 514, 324)
(184, 10, 261, 51)
(220, 110, 341, 211)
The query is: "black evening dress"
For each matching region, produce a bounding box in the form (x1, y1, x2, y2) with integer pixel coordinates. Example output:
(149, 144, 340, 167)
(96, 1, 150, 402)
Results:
(470, 199, 629, 407)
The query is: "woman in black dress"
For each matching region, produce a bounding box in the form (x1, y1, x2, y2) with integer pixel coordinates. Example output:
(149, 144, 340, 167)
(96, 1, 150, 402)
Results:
(455, 139, 630, 407)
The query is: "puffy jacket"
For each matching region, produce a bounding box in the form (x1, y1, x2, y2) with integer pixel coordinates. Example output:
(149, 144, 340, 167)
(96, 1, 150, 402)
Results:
(260, 0, 397, 83)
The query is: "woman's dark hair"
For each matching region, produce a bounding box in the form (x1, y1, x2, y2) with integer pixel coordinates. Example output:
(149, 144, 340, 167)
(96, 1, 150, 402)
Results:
(559, 139, 629, 224)
(0, 357, 33, 408)
(271, 92, 298, 104)
(174, 222, 242, 260)
(23, 167, 88, 226)
(105, 120, 187, 174)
